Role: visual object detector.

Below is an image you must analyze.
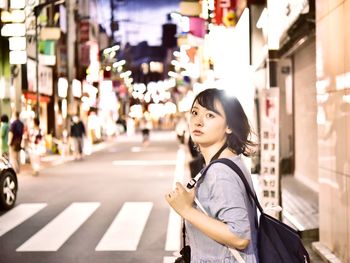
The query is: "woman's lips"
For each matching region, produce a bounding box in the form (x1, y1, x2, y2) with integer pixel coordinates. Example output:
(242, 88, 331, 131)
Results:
(192, 130, 203, 136)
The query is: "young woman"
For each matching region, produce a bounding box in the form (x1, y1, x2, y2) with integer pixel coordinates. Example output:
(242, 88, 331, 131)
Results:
(166, 88, 258, 262)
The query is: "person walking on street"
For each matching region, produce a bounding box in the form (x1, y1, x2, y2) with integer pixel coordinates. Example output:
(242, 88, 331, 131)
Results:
(165, 88, 258, 262)
(29, 117, 44, 176)
(8, 112, 24, 173)
(1, 114, 10, 158)
(139, 113, 152, 146)
(175, 115, 188, 145)
(70, 115, 86, 160)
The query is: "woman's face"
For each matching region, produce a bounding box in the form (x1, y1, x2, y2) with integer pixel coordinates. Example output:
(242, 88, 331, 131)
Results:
(189, 99, 230, 148)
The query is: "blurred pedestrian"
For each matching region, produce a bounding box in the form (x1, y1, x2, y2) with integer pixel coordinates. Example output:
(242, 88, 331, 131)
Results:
(8, 112, 24, 173)
(165, 88, 258, 262)
(0, 114, 9, 158)
(139, 113, 152, 146)
(116, 116, 127, 134)
(70, 115, 86, 160)
(29, 117, 44, 176)
(175, 115, 188, 144)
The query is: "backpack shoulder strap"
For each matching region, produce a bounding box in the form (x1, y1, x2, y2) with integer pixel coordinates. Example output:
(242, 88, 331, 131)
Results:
(206, 158, 264, 213)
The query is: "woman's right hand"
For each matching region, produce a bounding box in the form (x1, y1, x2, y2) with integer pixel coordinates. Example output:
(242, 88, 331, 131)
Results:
(165, 182, 195, 217)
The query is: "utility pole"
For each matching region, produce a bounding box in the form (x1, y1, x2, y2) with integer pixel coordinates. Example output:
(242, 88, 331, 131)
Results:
(66, 0, 75, 122)
(33, 0, 65, 118)
(110, 0, 115, 45)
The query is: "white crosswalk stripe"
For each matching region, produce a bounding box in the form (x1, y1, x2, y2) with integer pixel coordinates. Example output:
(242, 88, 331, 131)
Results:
(95, 202, 153, 251)
(165, 147, 186, 251)
(165, 208, 181, 251)
(0, 201, 180, 258)
(16, 202, 100, 252)
(0, 203, 47, 237)
(112, 160, 176, 166)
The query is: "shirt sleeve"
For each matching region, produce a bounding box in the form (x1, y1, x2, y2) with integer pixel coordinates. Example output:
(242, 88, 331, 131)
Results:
(207, 163, 251, 240)
(9, 123, 14, 133)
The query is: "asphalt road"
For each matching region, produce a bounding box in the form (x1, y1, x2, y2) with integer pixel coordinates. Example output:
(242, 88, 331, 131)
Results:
(0, 131, 184, 263)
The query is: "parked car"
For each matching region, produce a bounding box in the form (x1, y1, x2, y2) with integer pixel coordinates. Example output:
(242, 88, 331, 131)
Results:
(0, 156, 18, 210)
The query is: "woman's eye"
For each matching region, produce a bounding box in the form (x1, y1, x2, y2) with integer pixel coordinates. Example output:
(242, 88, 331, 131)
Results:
(191, 110, 197, 116)
(206, 113, 215, 118)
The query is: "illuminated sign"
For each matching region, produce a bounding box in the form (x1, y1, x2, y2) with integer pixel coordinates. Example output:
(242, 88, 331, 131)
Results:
(9, 50, 27, 64)
(40, 27, 61, 40)
(58, 77, 68, 98)
(9, 37, 26, 50)
(1, 10, 25, 23)
(72, 79, 82, 98)
(10, 0, 25, 9)
(1, 23, 26, 37)
(179, 1, 201, 16)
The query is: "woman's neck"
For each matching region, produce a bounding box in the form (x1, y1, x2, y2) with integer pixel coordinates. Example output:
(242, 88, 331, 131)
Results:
(200, 143, 235, 164)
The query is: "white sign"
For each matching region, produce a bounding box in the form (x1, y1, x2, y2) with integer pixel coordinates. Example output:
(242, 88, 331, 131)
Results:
(10, 0, 25, 9)
(58, 77, 68, 98)
(39, 54, 56, 66)
(72, 79, 82, 98)
(267, 0, 309, 49)
(1, 23, 26, 37)
(259, 88, 280, 218)
(9, 50, 27, 64)
(9, 36, 26, 50)
(27, 58, 53, 96)
(1, 10, 26, 23)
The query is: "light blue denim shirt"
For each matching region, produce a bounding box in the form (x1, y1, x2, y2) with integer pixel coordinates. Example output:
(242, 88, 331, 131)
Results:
(185, 155, 259, 263)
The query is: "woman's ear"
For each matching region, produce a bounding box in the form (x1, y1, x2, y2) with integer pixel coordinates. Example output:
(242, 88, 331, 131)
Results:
(226, 127, 232, 134)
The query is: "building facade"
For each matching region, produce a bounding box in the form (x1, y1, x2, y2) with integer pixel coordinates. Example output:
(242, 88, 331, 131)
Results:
(314, 0, 350, 261)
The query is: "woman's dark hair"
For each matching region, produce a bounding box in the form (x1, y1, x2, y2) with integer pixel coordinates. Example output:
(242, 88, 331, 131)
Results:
(191, 88, 256, 156)
(1, 114, 9, 123)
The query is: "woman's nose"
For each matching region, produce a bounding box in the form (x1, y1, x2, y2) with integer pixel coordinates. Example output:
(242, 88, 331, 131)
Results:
(194, 115, 203, 126)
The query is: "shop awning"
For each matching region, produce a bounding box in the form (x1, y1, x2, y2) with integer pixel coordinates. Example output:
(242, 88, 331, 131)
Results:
(23, 91, 51, 103)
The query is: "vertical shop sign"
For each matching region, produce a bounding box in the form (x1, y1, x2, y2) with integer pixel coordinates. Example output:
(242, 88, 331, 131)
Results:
(260, 88, 280, 218)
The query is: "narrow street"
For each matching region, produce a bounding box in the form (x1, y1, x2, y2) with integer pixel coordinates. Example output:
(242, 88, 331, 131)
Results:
(0, 131, 184, 263)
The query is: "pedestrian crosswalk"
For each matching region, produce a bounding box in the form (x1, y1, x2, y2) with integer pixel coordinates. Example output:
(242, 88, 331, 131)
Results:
(0, 201, 181, 260)
(96, 202, 153, 251)
(0, 203, 47, 237)
(0, 144, 187, 262)
(17, 202, 100, 252)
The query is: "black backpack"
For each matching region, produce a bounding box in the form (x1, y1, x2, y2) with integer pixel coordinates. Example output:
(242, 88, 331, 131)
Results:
(207, 158, 310, 263)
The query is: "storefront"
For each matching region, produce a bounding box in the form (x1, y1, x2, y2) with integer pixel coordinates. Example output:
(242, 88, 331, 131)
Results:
(275, 1, 317, 189)
(25, 58, 53, 135)
(249, 0, 316, 217)
(0, 37, 12, 117)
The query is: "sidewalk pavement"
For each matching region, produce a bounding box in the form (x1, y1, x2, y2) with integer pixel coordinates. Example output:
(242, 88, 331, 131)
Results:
(18, 137, 116, 176)
(281, 175, 325, 263)
(18, 130, 178, 176)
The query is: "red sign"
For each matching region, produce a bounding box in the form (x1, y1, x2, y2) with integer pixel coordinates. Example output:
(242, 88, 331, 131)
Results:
(215, 0, 237, 25)
(80, 44, 90, 66)
(79, 21, 89, 42)
(219, 0, 231, 8)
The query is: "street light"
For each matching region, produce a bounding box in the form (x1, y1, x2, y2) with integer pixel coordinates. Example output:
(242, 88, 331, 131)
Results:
(33, 0, 65, 118)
